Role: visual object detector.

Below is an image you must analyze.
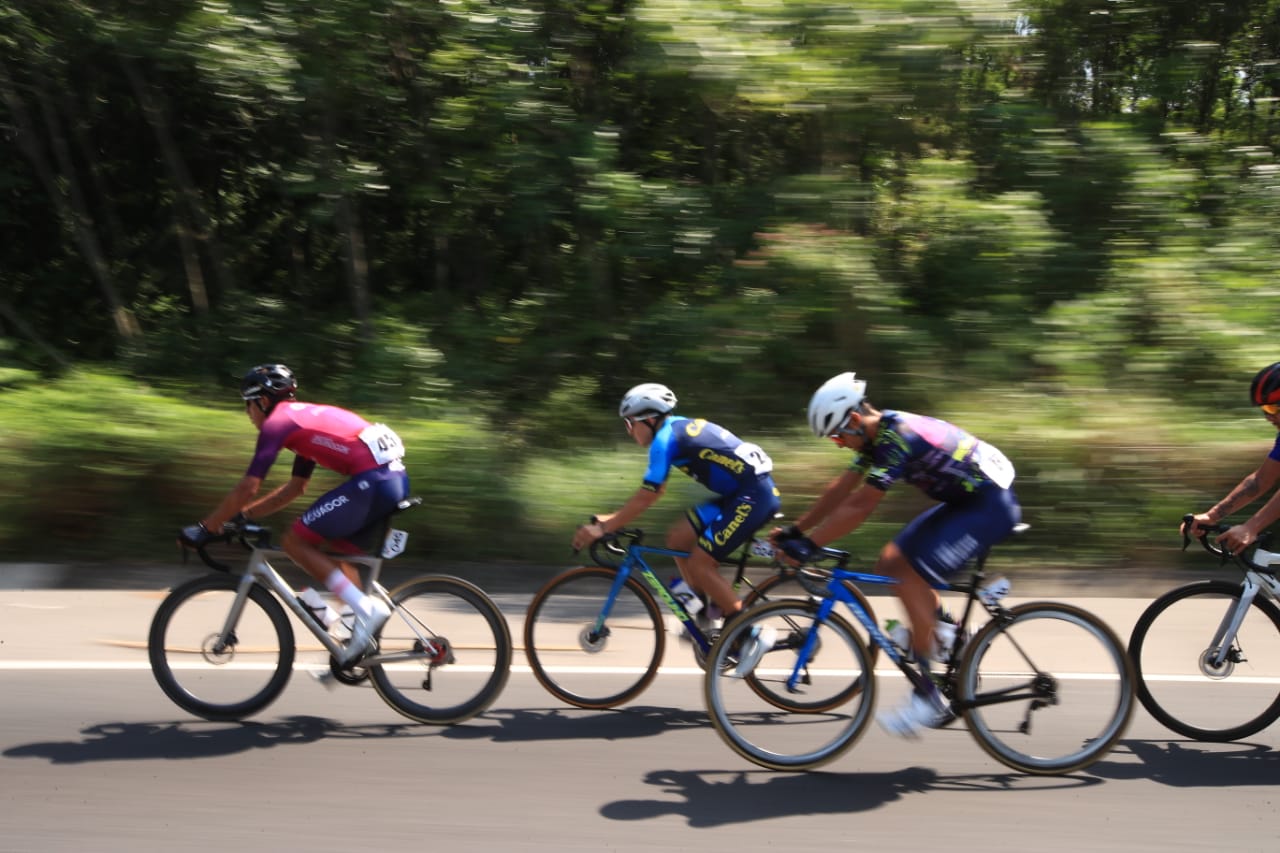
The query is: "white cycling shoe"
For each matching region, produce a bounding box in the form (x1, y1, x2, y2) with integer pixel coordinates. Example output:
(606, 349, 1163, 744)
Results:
(877, 689, 950, 739)
(728, 624, 778, 679)
(339, 597, 391, 666)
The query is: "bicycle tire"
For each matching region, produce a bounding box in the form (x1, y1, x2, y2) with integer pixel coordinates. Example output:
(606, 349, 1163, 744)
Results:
(523, 566, 665, 709)
(148, 573, 295, 721)
(368, 575, 513, 725)
(743, 571, 881, 712)
(704, 599, 876, 771)
(959, 602, 1134, 775)
(1128, 579, 1280, 742)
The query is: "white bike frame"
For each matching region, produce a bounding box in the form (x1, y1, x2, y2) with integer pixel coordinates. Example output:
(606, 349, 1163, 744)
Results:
(1205, 547, 1280, 669)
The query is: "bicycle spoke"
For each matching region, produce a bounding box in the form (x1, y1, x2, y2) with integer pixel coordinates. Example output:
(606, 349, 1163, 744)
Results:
(1129, 580, 1280, 741)
(960, 603, 1132, 774)
(704, 600, 875, 771)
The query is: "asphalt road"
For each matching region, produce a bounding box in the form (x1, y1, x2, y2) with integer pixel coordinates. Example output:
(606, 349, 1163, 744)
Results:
(1, 584, 1278, 853)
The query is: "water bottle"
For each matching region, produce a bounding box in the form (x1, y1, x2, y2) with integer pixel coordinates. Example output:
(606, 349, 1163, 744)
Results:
(977, 575, 1011, 606)
(884, 618, 912, 658)
(297, 587, 340, 629)
(668, 576, 703, 616)
(932, 619, 958, 659)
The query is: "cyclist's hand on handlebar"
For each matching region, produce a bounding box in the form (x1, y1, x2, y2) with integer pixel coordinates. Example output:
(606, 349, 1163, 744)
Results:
(1218, 523, 1258, 556)
(770, 523, 804, 544)
(1181, 512, 1216, 539)
(221, 512, 251, 535)
(778, 535, 819, 566)
(177, 522, 213, 549)
(572, 519, 607, 552)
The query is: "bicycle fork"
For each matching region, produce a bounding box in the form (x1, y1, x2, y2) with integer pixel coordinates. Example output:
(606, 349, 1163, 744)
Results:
(1204, 575, 1265, 671)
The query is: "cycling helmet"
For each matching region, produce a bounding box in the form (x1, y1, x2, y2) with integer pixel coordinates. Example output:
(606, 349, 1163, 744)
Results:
(241, 364, 297, 408)
(1250, 362, 1280, 407)
(807, 372, 868, 438)
(619, 383, 678, 419)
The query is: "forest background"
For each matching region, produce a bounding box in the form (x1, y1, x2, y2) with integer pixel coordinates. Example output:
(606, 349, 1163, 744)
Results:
(2, 0, 1279, 572)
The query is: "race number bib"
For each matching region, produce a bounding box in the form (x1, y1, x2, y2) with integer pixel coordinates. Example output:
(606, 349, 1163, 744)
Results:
(358, 423, 406, 465)
(734, 442, 774, 475)
(975, 441, 1015, 489)
(382, 528, 409, 559)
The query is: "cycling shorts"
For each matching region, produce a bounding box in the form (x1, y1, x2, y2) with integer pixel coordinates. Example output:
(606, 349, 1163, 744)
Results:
(290, 462, 411, 555)
(688, 477, 782, 561)
(895, 484, 1021, 588)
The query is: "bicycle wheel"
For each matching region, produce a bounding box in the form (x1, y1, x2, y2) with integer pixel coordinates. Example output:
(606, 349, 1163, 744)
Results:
(368, 575, 513, 724)
(523, 566, 665, 709)
(1129, 580, 1280, 741)
(148, 573, 294, 721)
(958, 602, 1134, 775)
(743, 571, 881, 712)
(704, 599, 876, 771)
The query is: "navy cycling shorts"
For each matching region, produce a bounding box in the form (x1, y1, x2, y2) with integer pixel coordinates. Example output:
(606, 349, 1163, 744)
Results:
(688, 479, 782, 561)
(291, 462, 411, 554)
(895, 485, 1021, 588)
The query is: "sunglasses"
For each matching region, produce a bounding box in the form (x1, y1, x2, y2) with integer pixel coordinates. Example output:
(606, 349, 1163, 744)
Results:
(1262, 403, 1280, 416)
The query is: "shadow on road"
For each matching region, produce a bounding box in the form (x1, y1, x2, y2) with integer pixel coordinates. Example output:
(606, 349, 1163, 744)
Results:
(1091, 738, 1278, 786)
(441, 705, 708, 743)
(601, 767, 1101, 826)
(2, 716, 435, 764)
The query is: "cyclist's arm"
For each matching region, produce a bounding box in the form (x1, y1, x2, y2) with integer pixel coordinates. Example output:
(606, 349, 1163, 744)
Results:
(1201, 457, 1280, 525)
(573, 484, 665, 550)
(598, 485, 665, 534)
(201, 475, 264, 530)
(805, 481, 886, 548)
(242, 475, 310, 520)
(788, 469, 864, 535)
(1215, 457, 1280, 552)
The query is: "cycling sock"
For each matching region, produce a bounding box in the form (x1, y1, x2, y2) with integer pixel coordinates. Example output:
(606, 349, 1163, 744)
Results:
(326, 569, 366, 611)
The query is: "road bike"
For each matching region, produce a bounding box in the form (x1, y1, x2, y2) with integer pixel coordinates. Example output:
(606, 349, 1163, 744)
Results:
(703, 528, 1136, 775)
(522, 526, 880, 710)
(148, 499, 513, 724)
(1128, 514, 1280, 741)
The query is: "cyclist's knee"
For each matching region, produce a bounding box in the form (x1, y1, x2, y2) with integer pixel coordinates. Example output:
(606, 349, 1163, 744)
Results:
(665, 518, 697, 551)
(876, 541, 910, 572)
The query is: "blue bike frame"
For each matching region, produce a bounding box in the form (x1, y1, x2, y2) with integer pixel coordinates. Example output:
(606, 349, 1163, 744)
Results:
(598, 543, 717, 652)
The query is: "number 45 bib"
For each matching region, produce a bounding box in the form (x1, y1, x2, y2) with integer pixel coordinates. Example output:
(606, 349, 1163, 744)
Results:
(358, 423, 406, 466)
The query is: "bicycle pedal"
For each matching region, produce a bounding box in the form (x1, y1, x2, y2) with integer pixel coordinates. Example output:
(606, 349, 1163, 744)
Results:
(309, 669, 340, 691)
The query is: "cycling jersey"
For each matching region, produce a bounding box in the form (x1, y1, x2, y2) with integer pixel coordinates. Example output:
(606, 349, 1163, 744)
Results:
(1270, 434, 1280, 463)
(246, 400, 410, 553)
(642, 417, 774, 495)
(247, 401, 404, 480)
(849, 410, 1015, 503)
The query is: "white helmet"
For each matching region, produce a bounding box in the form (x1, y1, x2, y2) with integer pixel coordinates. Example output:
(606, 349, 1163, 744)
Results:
(807, 372, 868, 437)
(619, 383, 678, 419)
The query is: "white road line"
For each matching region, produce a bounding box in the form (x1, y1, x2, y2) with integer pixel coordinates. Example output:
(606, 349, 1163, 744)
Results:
(4, 661, 1276, 683)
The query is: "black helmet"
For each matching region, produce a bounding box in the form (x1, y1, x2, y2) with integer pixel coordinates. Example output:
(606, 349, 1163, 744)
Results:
(1250, 362, 1280, 407)
(241, 364, 297, 410)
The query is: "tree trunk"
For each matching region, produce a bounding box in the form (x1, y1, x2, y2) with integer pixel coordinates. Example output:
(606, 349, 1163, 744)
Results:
(0, 63, 139, 340)
(121, 58, 236, 311)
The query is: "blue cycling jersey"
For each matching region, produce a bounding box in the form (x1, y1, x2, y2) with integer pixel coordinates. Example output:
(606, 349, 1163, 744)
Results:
(1270, 433, 1280, 463)
(850, 410, 1015, 503)
(642, 417, 774, 496)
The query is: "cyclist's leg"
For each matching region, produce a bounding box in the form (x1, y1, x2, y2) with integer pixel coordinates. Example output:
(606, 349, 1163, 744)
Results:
(284, 463, 409, 600)
(671, 482, 781, 616)
(891, 485, 1022, 657)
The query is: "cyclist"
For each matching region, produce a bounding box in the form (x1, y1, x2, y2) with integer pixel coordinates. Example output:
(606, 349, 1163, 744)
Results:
(1187, 362, 1280, 554)
(571, 383, 782, 667)
(772, 371, 1021, 737)
(177, 363, 410, 665)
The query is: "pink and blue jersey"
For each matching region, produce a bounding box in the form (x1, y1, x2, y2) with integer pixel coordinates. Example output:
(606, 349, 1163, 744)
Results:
(850, 410, 1015, 503)
(249, 401, 410, 553)
(248, 402, 385, 480)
